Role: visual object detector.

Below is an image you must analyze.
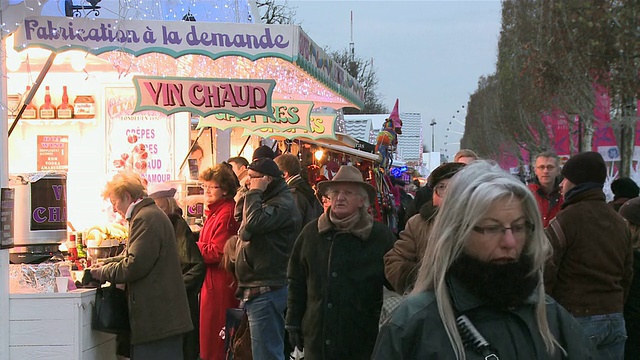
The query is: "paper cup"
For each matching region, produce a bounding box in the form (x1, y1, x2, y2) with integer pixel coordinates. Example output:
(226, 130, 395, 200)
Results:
(56, 277, 68, 293)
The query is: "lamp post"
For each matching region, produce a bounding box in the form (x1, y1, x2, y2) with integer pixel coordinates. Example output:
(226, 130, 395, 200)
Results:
(430, 119, 436, 152)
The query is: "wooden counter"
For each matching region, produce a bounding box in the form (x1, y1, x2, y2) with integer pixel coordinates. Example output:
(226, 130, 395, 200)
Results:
(9, 288, 117, 360)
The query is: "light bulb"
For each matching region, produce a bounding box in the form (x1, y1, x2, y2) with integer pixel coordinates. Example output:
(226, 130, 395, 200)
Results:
(315, 149, 324, 161)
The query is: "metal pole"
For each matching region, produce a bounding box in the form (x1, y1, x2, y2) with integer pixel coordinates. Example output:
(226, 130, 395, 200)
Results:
(8, 52, 57, 137)
(430, 119, 436, 152)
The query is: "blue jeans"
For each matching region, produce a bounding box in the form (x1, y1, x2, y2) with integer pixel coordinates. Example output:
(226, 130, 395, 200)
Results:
(245, 287, 288, 360)
(575, 313, 627, 360)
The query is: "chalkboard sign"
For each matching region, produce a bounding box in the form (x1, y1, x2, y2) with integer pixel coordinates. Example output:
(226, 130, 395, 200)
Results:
(30, 177, 67, 231)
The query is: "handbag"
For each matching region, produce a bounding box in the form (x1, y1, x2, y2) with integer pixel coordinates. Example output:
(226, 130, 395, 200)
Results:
(225, 308, 252, 360)
(92, 283, 130, 334)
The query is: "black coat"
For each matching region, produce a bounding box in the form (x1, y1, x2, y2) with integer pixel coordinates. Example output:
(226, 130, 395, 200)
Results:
(373, 277, 595, 359)
(167, 213, 205, 360)
(288, 175, 323, 227)
(286, 220, 395, 360)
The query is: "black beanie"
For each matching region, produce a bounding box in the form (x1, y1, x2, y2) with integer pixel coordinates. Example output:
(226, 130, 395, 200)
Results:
(619, 197, 640, 226)
(561, 151, 606, 185)
(248, 158, 283, 178)
(428, 162, 466, 188)
(252, 145, 276, 161)
(611, 177, 639, 199)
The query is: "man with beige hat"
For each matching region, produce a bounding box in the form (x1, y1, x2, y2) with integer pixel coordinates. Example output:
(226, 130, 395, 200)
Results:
(286, 165, 395, 360)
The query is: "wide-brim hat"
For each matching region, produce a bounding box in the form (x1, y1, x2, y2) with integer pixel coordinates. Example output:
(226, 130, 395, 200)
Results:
(317, 165, 377, 203)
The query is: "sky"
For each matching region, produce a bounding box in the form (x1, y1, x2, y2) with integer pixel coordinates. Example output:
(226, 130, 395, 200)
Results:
(287, 0, 502, 159)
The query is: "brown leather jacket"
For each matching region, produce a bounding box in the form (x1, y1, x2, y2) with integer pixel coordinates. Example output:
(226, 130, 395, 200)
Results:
(544, 187, 634, 317)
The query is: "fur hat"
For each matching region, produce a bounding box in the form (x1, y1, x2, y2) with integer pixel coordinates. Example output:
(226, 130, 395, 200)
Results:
(561, 151, 606, 185)
(619, 197, 640, 226)
(247, 158, 283, 178)
(611, 177, 639, 200)
(427, 162, 466, 188)
(252, 145, 276, 161)
(317, 165, 376, 203)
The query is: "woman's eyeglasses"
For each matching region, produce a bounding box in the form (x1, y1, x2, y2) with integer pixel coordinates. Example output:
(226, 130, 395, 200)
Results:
(200, 184, 221, 190)
(472, 221, 534, 238)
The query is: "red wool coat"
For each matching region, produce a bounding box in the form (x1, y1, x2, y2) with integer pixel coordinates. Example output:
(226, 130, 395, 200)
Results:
(198, 198, 240, 360)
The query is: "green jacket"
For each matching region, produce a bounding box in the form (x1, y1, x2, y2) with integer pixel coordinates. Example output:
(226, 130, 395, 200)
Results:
(286, 219, 395, 360)
(98, 198, 193, 344)
(373, 277, 595, 359)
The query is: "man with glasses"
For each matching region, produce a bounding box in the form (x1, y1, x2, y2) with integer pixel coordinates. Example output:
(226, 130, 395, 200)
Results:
(235, 157, 301, 360)
(385, 162, 465, 295)
(528, 150, 563, 227)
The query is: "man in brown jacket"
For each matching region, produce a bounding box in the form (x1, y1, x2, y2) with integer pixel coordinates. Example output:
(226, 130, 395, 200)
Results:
(544, 151, 633, 359)
(384, 162, 465, 294)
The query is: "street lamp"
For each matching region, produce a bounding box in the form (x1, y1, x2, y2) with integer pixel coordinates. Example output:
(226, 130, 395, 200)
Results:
(430, 119, 437, 152)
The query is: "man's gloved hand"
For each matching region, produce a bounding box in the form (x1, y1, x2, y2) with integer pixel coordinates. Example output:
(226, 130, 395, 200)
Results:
(288, 329, 304, 350)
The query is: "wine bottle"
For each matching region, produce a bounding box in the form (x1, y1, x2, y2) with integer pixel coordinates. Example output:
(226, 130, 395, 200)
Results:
(22, 85, 38, 119)
(39, 86, 56, 119)
(56, 86, 74, 119)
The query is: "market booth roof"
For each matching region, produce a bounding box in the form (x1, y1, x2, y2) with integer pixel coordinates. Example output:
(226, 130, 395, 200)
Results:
(9, 16, 365, 110)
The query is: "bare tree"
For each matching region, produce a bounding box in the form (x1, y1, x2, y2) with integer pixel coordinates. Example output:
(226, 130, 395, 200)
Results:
(256, 0, 296, 24)
(330, 49, 388, 114)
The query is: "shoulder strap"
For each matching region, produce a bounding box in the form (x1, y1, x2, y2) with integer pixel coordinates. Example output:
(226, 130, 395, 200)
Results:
(548, 219, 566, 250)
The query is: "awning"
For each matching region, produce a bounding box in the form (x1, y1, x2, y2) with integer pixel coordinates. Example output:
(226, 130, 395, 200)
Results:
(9, 16, 364, 109)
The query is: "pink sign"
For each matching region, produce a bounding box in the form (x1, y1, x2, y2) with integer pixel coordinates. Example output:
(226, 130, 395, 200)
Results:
(132, 76, 276, 119)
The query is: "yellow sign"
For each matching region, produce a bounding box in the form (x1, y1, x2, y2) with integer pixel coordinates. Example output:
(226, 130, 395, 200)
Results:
(196, 100, 315, 132)
(243, 114, 338, 140)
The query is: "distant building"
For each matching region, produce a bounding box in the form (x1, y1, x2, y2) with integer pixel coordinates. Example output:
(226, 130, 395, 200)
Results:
(345, 112, 423, 166)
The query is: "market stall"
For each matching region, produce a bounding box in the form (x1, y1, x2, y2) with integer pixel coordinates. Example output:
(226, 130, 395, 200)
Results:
(0, 3, 365, 359)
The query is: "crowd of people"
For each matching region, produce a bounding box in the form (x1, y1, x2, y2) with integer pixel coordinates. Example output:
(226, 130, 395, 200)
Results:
(90, 145, 640, 360)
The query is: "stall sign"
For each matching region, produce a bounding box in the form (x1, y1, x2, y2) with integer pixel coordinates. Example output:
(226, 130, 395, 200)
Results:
(1, 188, 15, 249)
(297, 30, 365, 104)
(355, 140, 376, 154)
(37, 135, 69, 172)
(196, 100, 314, 132)
(30, 178, 67, 231)
(106, 86, 175, 184)
(16, 17, 294, 59)
(133, 76, 276, 119)
(243, 113, 338, 140)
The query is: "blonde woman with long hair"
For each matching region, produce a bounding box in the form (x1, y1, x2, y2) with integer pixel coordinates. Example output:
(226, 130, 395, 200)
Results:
(373, 161, 594, 359)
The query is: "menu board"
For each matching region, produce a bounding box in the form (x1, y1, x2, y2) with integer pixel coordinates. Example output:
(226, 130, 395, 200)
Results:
(105, 86, 175, 184)
(30, 177, 67, 231)
(37, 135, 69, 171)
(1, 188, 15, 249)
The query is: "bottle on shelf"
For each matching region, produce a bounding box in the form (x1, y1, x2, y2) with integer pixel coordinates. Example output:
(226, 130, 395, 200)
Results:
(56, 86, 74, 119)
(22, 85, 38, 119)
(39, 86, 56, 119)
(74, 95, 95, 119)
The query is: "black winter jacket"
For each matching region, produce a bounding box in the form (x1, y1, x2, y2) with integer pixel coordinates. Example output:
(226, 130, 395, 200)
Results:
(373, 277, 595, 359)
(287, 174, 323, 227)
(236, 179, 302, 287)
(286, 220, 395, 360)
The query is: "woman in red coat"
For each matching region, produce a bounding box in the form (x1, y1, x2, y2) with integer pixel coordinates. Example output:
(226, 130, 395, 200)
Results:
(198, 164, 240, 360)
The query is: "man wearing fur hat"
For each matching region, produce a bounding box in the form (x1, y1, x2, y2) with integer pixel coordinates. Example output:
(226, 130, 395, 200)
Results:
(544, 151, 633, 359)
(286, 165, 395, 360)
(384, 162, 465, 295)
(236, 157, 301, 360)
